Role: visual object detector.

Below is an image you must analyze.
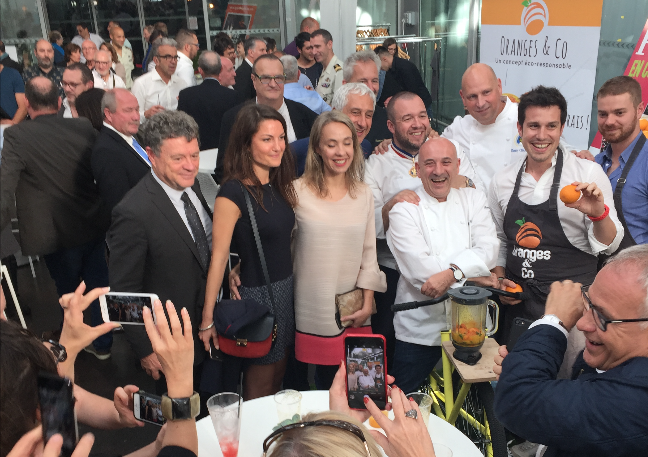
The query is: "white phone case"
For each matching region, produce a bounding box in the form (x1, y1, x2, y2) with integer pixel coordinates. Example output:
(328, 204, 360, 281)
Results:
(99, 292, 159, 325)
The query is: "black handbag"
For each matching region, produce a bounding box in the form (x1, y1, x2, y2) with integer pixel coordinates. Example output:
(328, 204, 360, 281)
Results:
(214, 183, 277, 358)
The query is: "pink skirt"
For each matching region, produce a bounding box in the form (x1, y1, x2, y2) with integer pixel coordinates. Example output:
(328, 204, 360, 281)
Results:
(295, 326, 373, 366)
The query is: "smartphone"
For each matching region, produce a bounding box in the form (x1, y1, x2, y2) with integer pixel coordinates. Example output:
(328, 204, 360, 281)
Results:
(100, 292, 159, 325)
(133, 390, 166, 426)
(37, 372, 78, 457)
(507, 317, 533, 350)
(344, 334, 387, 410)
(209, 340, 224, 362)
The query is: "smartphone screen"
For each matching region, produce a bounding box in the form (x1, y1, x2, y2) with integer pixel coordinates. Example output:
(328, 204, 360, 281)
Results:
(37, 372, 77, 457)
(345, 334, 387, 410)
(134, 391, 166, 426)
(100, 293, 157, 325)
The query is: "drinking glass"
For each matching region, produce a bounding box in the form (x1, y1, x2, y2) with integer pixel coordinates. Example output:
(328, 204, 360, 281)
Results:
(207, 393, 241, 457)
(406, 392, 433, 426)
(274, 389, 302, 423)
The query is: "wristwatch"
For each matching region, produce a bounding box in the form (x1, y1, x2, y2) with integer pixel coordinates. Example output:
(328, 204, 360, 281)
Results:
(161, 392, 200, 421)
(541, 314, 568, 330)
(449, 264, 464, 282)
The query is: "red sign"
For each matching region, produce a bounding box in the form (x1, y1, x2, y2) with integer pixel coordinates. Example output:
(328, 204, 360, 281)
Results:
(591, 18, 648, 148)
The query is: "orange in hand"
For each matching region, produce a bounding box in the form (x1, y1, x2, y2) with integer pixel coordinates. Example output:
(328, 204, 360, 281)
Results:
(368, 409, 390, 428)
(639, 118, 648, 131)
(559, 185, 581, 204)
(505, 283, 523, 293)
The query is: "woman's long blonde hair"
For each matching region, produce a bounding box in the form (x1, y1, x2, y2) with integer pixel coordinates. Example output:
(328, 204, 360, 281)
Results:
(266, 410, 381, 457)
(302, 111, 365, 199)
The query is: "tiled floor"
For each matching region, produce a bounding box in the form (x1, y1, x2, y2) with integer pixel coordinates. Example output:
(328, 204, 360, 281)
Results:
(8, 259, 161, 456)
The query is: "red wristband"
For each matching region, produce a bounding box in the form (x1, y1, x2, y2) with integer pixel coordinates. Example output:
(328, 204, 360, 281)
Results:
(588, 204, 609, 222)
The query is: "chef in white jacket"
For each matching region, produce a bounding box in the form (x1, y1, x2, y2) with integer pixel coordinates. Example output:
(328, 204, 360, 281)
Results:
(386, 137, 499, 393)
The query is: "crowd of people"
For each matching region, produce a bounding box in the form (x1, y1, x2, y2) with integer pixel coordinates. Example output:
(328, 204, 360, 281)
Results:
(1, 14, 647, 457)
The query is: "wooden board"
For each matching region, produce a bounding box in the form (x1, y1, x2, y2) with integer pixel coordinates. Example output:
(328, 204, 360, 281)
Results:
(442, 338, 500, 384)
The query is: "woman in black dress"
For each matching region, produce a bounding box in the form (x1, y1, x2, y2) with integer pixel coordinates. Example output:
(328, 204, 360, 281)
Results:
(201, 104, 297, 400)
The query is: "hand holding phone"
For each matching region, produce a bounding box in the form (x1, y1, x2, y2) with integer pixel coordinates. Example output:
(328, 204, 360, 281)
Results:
(133, 391, 166, 426)
(37, 372, 78, 457)
(344, 334, 387, 410)
(100, 292, 159, 325)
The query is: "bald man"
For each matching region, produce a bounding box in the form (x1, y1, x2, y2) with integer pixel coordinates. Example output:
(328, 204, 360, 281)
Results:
(385, 137, 499, 393)
(81, 40, 98, 70)
(284, 17, 320, 57)
(110, 26, 134, 89)
(22, 40, 64, 98)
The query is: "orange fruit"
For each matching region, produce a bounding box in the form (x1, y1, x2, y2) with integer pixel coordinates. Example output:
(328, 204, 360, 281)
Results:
(560, 185, 581, 204)
(505, 283, 523, 293)
(368, 410, 389, 428)
(640, 118, 648, 131)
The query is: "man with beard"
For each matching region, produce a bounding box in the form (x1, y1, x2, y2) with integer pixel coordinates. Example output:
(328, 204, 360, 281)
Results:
(22, 40, 64, 98)
(594, 76, 648, 248)
(59, 63, 94, 118)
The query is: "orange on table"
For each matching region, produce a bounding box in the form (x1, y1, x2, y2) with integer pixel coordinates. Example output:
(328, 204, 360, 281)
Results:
(505, 283, 523, 293)
(368, 409, 390, 428)
(559, 185, 581, 204)
(639, 118, 648, 131)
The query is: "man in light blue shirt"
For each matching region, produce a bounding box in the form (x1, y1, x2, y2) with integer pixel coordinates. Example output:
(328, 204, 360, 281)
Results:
(280, 55, 331, 115)
(594, 76, 648, 246)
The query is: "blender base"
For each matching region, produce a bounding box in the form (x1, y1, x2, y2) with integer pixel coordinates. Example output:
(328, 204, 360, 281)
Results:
(452, 347, 483, 366)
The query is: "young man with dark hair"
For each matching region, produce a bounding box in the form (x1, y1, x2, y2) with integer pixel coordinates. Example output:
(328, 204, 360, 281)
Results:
(489, 85, 624, 345)
(212, 32, 236, 65)
(283, 16, 320, 57)
(71, 23, 104, 61)
(295, 32, 322, 87)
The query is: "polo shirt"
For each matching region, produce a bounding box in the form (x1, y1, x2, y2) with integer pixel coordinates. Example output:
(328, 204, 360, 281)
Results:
(0, 66, 24, 118)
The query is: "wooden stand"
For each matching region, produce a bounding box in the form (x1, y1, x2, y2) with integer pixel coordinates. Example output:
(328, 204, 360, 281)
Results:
(441, 338, 500, 383)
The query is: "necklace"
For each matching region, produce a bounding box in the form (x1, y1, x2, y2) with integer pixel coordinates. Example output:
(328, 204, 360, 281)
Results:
(391, 143, 418, 178)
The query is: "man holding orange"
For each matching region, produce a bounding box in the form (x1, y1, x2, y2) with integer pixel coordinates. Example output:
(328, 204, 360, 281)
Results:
(488, 86, 624, 345)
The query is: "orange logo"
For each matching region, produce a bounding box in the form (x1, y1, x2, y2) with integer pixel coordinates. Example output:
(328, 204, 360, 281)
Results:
(515, 218, 542, 248)
(521, 0, 549, 35)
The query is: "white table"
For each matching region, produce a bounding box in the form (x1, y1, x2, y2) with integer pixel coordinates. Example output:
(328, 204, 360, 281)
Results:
(197, 390, 482, 457)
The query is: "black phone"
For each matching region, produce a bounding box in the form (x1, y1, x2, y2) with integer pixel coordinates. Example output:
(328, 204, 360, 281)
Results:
(37, 372, 78, 457)
(507, 317, 533, 350)
(209, 340, 224, 361)
(133, 390, 166, 426)
(344, 334, 387, 410)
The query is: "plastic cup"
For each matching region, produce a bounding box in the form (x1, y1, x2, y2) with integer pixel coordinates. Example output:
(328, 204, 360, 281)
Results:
(274, 389, 302, 423)
(432, 443, 453, 457)
(207, 393, 241, 457)
(406, 392, 433, 426)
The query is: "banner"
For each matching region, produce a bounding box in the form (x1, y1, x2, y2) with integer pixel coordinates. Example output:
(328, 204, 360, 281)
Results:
(591, 18, 648, 149)
(223, 4, 257, 31)
(480, 0, 604, 149)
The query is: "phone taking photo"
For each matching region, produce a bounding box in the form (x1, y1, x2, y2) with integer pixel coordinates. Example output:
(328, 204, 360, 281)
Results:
(344, 334, 387, 410)
(37, 372, 78, 457)
(100, 292, 159, 325)
(133, 390, 166, 426)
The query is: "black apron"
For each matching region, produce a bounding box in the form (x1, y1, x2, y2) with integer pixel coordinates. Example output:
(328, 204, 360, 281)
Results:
(502, 149, 598, 340)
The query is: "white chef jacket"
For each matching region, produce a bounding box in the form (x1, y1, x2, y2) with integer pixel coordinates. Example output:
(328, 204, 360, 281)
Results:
(175, 51, 197, 87)
(131, 69, 188, 121)
(387, 185, 499, 346)
(357, 374, 375, 389)
(365, 143, 475, 270)
(92, 70, 126, 90)
(488, 148, 624, 268)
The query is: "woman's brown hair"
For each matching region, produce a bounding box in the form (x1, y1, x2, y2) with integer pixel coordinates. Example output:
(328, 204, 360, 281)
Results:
(64, 43, 81, 64)
(223, 103, 297, 209)
(100, 42, 119, 63)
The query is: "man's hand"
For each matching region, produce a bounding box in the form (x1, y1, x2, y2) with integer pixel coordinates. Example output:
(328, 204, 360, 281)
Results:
(140, 353, 163, 380)
(144, 105, 165, 118)
(468, 272, 499, 288)
(564, 181, 606, 219)
(571, 149, 595, 161)
(493, 345, 508, 380)
(114, 385, 145, 428)
(382, 190, 420, 232)
(421, 269, 454, 298)
(544, 280, 583, 331)
(493, 267, 522, 305)
(373, 138, 392, 155)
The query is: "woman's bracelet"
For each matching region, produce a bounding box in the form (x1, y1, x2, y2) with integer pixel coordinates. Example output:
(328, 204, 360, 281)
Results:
(198, 322, 214, 332)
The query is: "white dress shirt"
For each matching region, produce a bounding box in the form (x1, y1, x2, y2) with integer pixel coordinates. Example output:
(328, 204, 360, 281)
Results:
(151, 170, 212, 249)
(488, 149, 624, 268)
(387, 186, 499, 346)
(92, 69, 126, 89)
(357, 374, 375, 389)
(175, 51, 196, 87)
(131, 70, 188, 121)
(61, 98, 73, 118)
(365, 144, 475, 270)
(367, 367, 376, 379)
(275, 99, 297, 143)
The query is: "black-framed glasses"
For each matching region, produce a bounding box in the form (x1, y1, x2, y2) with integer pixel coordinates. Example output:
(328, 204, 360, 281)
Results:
(581, 285, 648, 331)
(262, 420, 371, 457)
(41, 339, 68, 364)
(157, 54, 179, 62)
(60, 81, 82, 89)
(253, 73, 286, 85)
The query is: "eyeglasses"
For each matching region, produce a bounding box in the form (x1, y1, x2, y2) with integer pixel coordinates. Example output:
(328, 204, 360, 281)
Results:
(60, 81, 82, 89)
(157, 55, 179, 62)
(581, 285, 648, 331)
(262, 420, 371, 457)
(253, 73, 286, 85)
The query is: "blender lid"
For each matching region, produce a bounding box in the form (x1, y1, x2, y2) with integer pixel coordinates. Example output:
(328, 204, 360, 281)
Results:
(448, 286, 492, 305)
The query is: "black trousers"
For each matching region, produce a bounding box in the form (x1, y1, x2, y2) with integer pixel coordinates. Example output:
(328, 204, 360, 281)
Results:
(372, 265, 399, 372)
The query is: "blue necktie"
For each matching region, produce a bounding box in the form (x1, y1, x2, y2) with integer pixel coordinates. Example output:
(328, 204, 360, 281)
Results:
(132, 138, 151, 165)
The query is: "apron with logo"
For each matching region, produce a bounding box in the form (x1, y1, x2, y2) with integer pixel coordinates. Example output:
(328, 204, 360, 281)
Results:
(502, 149, 598, 341)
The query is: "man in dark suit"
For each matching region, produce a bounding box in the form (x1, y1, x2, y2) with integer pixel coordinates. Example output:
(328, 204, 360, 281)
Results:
(493, 245, 648, 457)
(234, 37, 266, 101)
(0, 77, 111, 356)
(215, 54, 318, 183)
(107, 110, 213, 397)
(91, 88, 150, 213)
(178, 51, 243, 151)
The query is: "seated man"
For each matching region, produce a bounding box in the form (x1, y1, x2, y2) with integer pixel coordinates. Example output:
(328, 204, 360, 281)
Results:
(386, 137, 499, 393)
(494, 244, 648, 456)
